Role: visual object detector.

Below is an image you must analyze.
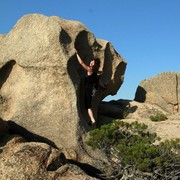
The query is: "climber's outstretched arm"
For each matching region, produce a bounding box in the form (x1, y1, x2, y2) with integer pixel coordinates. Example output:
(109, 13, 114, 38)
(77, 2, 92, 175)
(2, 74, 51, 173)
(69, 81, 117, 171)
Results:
(74, 49, 91, 72)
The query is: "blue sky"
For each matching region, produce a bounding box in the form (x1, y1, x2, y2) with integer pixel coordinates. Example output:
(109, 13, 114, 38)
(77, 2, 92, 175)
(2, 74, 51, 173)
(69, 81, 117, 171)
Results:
(1, 0, 180, 101)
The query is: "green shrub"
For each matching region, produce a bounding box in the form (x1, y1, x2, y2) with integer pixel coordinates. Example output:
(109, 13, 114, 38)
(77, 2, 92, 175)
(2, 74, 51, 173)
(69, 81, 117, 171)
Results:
(150, 113, 168, 122)
(123, 107, 130, 118)
(86, 120, 180, 177)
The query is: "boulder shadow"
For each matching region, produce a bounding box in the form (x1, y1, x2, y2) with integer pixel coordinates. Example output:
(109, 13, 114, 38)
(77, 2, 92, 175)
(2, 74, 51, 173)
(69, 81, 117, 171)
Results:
(0, 60, 16, 89)
(97, 99, 140, 127)
(134, 86, 147, 102)
(7, 120, 58, 149)
(68, 159, 105, 180)
(129, 105, 138, 113)
(97, 99, 131, 127)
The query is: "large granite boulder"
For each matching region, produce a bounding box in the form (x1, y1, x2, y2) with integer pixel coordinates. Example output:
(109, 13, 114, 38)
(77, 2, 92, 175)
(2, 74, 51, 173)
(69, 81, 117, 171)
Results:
(134, 72, 180, 113)
(0, 14, 126, 152)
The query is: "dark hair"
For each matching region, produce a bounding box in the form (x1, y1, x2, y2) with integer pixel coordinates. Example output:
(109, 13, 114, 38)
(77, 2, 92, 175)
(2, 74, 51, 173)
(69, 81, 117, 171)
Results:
(92, 58, 100, 73)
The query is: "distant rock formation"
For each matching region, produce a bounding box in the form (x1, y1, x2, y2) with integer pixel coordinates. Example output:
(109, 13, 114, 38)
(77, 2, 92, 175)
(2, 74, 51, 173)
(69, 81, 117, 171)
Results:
(0, 14, 126, 153)
(134, 72, 180, 113)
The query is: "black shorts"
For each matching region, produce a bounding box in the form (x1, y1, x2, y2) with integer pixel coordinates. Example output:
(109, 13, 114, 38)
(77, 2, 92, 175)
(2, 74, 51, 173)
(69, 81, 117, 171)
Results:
(84, 87, 92, 109)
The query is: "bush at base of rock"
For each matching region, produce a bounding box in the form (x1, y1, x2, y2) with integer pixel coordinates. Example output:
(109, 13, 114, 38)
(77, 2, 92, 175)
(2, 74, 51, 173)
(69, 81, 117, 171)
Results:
(86, 120, 180, 179)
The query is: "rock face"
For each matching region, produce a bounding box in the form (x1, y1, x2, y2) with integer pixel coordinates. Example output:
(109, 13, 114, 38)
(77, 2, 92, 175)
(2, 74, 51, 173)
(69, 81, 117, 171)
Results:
(0, 14, 126, 152)
(134, 72, 180, 113)
(0, 119, 102, 179)
(0, 131, 96, 179)
(0, 137, 65, 180)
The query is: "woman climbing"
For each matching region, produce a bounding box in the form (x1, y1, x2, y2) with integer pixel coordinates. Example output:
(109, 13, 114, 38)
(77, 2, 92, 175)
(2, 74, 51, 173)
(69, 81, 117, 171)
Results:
(75, 48, 106, 126)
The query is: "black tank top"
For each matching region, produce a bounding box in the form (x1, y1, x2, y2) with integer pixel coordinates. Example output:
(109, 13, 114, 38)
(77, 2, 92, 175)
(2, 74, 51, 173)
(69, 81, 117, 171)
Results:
(85, 72, 99, 89)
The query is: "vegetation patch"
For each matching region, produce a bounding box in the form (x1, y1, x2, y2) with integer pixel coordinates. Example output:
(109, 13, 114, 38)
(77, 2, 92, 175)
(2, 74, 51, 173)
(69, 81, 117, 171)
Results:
(86, 120, 180, 179)
(150, 113, 168, 122)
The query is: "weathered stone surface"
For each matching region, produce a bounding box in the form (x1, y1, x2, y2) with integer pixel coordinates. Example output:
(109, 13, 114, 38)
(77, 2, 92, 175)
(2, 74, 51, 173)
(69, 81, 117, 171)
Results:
(0, 134, 96, 180)
(0, 14, 126, 153)
(134, 72, 180, 113)
(57, 164, 96, 180)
